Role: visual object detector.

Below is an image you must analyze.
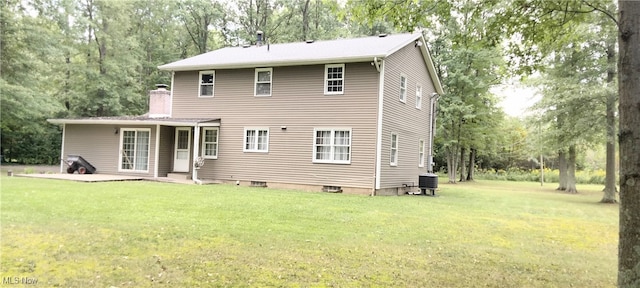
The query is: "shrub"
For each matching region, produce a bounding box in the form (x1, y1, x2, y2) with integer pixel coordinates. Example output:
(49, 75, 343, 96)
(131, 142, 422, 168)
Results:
(473, 168, 609, 185)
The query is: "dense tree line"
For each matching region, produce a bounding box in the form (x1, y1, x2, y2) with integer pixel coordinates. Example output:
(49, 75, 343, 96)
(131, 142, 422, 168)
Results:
(0, 0, 367, 164)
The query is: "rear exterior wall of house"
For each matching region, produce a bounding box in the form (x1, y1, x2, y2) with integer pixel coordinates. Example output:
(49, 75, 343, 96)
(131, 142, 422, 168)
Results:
(171, 62, 380, 191)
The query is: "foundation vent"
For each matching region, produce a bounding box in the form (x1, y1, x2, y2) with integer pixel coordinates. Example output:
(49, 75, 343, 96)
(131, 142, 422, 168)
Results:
(250, 181, 267, 187)
(323, 186, 342, 193)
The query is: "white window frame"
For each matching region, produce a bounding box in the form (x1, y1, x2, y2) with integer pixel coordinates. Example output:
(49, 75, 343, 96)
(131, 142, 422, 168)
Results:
(254, 68, 272, 97)
(118, 128, 151, 173)
(390, 133, 398, 166)
(202, 127, 219, 159)
(244, 128, 269, 153)
(400, 74, 407, 103)
(419, 139, 425, 167)
(324, 64, 345, 95)
(313, 128, 352, 164)
(199, 70, 215, 98)
(415, 84, 423, 109)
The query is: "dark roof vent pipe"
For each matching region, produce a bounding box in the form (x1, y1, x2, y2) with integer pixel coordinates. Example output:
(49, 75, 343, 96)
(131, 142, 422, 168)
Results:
(256, 31, 264, 47)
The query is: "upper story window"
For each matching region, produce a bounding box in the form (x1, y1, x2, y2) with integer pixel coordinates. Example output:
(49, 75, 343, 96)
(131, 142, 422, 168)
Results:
(244, 128, 269, 153)
(202, 128, 219, 159)
(400, 74, 407, 102)
(415, 84, 423, 109)
(199, 71, 215, 97)
(390, 133, 398, 166)
(255, 68, 272, 96)
(325, 64, 344, 95)
(314, 128, 351, 164)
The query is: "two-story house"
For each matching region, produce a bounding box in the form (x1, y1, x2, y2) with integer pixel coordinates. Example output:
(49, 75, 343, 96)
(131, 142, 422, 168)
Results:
(48, 32, 444, 195)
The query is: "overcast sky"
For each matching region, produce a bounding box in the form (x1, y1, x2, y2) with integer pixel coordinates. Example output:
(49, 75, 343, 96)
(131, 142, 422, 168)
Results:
(492, 83, 540, 117)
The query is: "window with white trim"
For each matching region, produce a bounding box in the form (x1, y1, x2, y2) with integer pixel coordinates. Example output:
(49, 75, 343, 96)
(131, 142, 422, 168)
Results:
(419, 139, 425, 167)
(415, 84, 423, 109)
(324, 64, 344, 95)
(199, 71, 215, 97)
(400, 74, 407, 102)
(119, 128, 150, 172)
(202, 127, 219, 159)
(313, 128, 351, 164)
(390, 133, 398, 166)
(244, 128, 269, 152)
(255, 68, 272, 96)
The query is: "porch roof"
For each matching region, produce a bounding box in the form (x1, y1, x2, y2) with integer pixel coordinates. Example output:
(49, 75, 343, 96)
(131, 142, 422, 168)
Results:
(47, 116, 220, 127)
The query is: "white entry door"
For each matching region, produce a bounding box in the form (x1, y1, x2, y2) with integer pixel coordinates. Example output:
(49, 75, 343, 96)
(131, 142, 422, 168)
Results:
(173, 127, 191, 172)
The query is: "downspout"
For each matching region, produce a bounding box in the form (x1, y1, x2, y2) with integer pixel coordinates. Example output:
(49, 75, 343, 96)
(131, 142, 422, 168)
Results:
(192, 123, 202, 184)
(59, 123, 66, 173)
(373, 57, 385, 195)
(428, 93, 440, 172)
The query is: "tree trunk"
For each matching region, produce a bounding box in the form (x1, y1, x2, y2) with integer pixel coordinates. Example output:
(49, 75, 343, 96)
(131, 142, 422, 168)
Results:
(467, 148, 475, 181)
(301, 0, 311, 41)
(565, 145, 578, 194)
(617, 2, 640, 286)
(446, 146, 458, 184)
(557, 150, 567, 191)
(459, 147, 466, 182)
(602, 39, 618, 203)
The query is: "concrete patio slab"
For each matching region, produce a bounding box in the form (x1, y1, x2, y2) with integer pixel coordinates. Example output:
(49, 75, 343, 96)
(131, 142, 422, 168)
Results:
(14, 173, 144, 183)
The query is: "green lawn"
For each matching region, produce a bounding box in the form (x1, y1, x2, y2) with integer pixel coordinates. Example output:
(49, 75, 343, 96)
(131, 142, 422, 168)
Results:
(1, 176, 618, 287)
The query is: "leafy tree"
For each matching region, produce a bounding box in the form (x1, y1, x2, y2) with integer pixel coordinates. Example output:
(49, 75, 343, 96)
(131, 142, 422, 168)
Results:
(0, 0, 65, 164)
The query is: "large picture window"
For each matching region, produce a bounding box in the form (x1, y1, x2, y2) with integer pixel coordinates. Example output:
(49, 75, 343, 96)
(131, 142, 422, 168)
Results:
(313, 128, 351, 164)
(255, 68, 272, 96)
(120, 128, 150, 172)
(202, 128, 219, 159)
(199, 71, 215, 97)
(244, 128, 269, 152)
(324, 64, 344, 95)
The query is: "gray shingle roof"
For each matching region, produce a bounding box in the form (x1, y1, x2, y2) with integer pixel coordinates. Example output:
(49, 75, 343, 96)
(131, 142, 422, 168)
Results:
(158, 33, 424, 71)
(48, 116, 220, 126)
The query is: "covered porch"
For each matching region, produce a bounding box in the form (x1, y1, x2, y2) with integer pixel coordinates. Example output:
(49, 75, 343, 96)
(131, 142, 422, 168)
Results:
(47, 116, 220, 183)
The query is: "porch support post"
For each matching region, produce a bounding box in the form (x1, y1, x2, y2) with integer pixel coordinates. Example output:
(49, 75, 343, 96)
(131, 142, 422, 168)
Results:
(154, 124, 160, 178)
(192, 124, 201, 184)
(59, 123, 66, 173)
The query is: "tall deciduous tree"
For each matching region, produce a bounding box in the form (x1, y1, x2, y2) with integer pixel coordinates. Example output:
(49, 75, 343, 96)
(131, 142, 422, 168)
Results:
(617, 1, 640, 286)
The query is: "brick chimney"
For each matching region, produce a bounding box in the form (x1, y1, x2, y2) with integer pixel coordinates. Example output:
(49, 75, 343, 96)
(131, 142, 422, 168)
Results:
(256, 30, 264, 47)
(149, 84, 171, 118)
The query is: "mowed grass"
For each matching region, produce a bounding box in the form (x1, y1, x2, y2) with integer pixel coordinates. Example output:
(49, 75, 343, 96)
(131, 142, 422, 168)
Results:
(1, 176, 618, 287)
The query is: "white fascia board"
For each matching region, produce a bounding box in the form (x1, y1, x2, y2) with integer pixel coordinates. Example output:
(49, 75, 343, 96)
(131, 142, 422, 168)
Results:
(157, 56, 386, 72)
(418, 34, 445, 95)
(47, 119, 220, 127)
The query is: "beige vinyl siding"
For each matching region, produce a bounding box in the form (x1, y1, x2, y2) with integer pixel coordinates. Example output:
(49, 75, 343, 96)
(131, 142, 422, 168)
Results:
(173, 63, 379, 188)
(63, 124, 158, 177)
(157, 126, 174, 177)
(379, 43, 437, 188)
